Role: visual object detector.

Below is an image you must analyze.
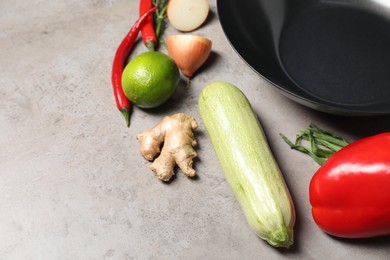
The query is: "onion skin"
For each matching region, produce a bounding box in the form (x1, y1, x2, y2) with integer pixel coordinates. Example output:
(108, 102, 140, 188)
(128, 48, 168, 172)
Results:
(166, 34, 212, 78)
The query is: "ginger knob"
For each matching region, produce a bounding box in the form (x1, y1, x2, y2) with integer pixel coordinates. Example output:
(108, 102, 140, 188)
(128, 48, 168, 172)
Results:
(136, 113, 198, 181)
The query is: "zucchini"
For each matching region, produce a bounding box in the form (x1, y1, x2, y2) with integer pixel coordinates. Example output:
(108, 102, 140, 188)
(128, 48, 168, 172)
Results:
(198, 81, 295, 248)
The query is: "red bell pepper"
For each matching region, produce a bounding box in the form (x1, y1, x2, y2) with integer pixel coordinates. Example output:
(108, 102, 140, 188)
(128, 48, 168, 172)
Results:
(281, 125, 390, 238)
(310, 132, 390, 238)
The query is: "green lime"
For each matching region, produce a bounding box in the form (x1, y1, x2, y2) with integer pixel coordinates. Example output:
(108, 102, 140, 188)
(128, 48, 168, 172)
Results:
(121, 51, 180, 108)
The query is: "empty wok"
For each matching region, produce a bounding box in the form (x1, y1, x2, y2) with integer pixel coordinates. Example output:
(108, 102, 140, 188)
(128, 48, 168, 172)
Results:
(217, 0, 390, 115)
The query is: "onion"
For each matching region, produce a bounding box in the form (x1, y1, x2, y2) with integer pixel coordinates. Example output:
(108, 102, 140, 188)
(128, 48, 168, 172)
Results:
(167, 0, 210, 32)
(166, 34, 212, 78)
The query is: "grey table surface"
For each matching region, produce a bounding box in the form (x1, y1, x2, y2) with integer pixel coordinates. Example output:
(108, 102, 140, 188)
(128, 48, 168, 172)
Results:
(2, 0, 390, 259)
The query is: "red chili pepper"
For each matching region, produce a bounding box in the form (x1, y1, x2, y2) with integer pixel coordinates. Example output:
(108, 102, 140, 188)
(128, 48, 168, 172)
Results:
(111, 6, 157, 127)
(310, 132, 390, 238)
(281, 125, 390, 238)
(139, 0, 157, 51)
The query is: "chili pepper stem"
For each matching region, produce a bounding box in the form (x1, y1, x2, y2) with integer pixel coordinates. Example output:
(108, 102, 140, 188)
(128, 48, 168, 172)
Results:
(120, 107, 132, 127)
(145, 40, 155, 51)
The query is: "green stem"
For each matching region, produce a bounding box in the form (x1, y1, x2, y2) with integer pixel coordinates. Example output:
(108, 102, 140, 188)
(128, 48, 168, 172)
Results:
(145, 40, 155, 52)
(299, 129, 349, 150)
(280, 133, 327, 165)
(153, 0, 168, 42)
(280, 124, 350, 165)
(120, 108, 131, 127)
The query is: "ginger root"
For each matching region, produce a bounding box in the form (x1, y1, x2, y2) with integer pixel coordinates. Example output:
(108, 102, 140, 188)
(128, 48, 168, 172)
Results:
(136, 113, 198, 181)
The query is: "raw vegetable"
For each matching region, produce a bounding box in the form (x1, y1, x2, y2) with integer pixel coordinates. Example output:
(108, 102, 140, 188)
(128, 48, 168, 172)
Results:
(282, 125, 390, 238)
(139, 0, 157, 51)
(167, 0, 209, 32)
(198, 82, 295, 248)
(166, 34, 212, 78)
(111, 6, 157, 127)
(121, 51, 180, 109)
(137, 113, 198, 181)
(153, 0, 169, 41)
(280, 123, 350, 165)
(139, 0, 169, 50)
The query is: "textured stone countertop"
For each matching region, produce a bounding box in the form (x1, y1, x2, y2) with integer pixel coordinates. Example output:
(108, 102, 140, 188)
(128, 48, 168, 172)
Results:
(2, 0, 390, 259)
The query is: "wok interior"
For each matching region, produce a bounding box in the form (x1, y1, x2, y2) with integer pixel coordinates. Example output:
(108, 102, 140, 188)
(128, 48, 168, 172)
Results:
(219, 0, 390, 113)
(279, 1, 390, 106)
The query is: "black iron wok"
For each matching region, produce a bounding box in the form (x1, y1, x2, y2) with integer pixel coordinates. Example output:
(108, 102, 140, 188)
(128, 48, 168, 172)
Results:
(217, 0, 390, 115)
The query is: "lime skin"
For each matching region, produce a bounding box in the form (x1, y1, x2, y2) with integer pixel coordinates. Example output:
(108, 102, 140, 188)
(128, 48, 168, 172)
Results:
(122, 51, 180, 108)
